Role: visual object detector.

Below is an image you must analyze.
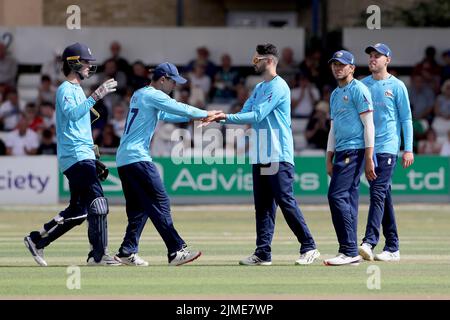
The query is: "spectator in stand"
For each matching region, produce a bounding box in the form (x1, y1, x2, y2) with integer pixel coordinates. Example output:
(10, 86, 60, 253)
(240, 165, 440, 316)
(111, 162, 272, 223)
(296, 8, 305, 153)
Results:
(0, 138, 6, 155)
(440, 129, 450, 156)
(188, 62, 211, 107)
(24, 103, 44, 133)
(37, 128, 57, 155)
(95, 123, 120, 155)
(230, 84, 250, 114)
(419, 60, 441, 94)
(0, 82, 9, 101)
(39, 101, 56, 129)
(212, 54, 239, 102)
(4, 114, 39, 155)
(0, 88, 23, 131)
(103, 41, 131, 76)
(413, 46, 441, 83)
(224, 84, 251, 155)
(186, 46, 216, 80)
(110, 102, 127, 138)
(128, 61, 150, 91)
(305, 101, 330, 150)
(300, 48, 325, 89)
(434, 79, 450, 120)
(317, 84, 332, 110)
(291, 74, 320, 118)
(411, 115, 427, 154)
(173, 87, 192, 130)
(418, 128, 441, 155)
(277, 47, 299, 88)
(41, 48, 65, 86)
(123, 87, 134, 106)
(99, 59, 127, 95)
(38, 75, 57, 104)
(408, 74, 435, 124)
(0, 43, 18, 86)
(441, 50, 450, 84)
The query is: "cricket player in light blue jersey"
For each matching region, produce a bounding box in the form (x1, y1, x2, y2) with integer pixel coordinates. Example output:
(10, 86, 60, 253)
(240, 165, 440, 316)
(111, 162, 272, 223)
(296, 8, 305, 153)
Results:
(24, 43, 121, 266)
(359, 43, 414, 262)
(324, 50, 376, 266)
(113, 62, 221, 266)
(203, 43, 320, 266)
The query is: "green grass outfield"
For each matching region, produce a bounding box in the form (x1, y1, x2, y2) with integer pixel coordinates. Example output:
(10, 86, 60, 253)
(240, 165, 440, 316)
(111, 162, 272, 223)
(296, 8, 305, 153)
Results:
(0, 204, 449, 299)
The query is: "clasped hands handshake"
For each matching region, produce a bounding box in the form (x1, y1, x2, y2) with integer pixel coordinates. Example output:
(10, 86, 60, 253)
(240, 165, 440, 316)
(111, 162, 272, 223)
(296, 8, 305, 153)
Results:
(197, 110, 227, 128)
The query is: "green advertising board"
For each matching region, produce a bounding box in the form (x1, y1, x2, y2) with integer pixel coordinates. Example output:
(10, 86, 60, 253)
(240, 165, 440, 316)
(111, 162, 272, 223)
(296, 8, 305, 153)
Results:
(59, 156, 450, 199)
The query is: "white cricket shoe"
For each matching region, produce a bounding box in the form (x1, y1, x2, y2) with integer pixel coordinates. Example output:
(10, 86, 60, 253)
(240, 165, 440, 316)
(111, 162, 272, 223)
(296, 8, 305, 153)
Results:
(324, 253, 361, 266)
(295, 249, 320, 265)
(87, 254, 122, 266)
(239, 254, 272, 266)
(359, 243, 374, 261)
(24, 236, 47, 267)
(114, 253, 149, 266)
(374, 250, 400, 262)
(168, 247, 201, 266)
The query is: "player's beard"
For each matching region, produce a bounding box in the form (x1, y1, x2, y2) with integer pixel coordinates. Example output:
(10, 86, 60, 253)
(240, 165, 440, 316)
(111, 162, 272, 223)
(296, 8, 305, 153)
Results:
(254, 63, 266, 74)
(369, 64, 382, 73)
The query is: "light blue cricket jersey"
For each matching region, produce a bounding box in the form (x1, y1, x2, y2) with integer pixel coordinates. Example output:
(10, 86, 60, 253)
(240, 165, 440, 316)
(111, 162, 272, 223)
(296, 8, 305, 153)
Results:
(56, 81, 96, 172)
(361, 75, 413, 154)
(225, 75, 294, 165)
(330, 79, 373, 151)
(116, 86, 208, 167)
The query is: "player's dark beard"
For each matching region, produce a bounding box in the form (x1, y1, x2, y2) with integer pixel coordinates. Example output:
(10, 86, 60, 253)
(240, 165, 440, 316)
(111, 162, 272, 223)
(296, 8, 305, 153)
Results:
(254, 63, 265, 74)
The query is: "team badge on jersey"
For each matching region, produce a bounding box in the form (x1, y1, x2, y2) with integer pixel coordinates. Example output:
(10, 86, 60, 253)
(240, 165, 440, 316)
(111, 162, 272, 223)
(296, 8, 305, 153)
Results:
(384, 89, 394, 97)
(343, 95, 349, 102)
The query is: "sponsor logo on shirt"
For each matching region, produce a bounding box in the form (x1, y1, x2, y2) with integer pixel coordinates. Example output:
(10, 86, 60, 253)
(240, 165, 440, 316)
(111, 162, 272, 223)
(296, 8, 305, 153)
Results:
(384, 89, 394, 97)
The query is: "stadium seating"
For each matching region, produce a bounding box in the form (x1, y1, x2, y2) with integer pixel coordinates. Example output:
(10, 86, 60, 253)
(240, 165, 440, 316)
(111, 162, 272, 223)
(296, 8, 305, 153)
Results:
(17, 73, 40, 103)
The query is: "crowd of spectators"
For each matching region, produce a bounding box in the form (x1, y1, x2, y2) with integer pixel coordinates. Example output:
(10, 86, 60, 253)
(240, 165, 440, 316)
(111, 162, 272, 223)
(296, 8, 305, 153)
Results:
(0, 41, 449, 157)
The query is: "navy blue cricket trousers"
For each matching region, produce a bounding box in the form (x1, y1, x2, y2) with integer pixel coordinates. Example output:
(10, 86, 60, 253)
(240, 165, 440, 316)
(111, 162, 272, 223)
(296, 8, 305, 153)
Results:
(37, 159, 105, 260)
(117, 161, 185, 255)
(252, 162, 316, 261)
(363, 153, 399, 252)
(61, 159, 104, 220)
(328, 149, 365, 257)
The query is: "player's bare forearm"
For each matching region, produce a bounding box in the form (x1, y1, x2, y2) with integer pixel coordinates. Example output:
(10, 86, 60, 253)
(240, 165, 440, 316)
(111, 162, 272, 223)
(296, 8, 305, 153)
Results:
(365, 147, 377, 181)
(326, 151, 334, 177)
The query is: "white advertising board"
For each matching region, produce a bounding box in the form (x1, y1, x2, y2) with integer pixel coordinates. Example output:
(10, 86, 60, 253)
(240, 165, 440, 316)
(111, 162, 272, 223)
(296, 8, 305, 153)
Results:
(0, 156, 58, 205)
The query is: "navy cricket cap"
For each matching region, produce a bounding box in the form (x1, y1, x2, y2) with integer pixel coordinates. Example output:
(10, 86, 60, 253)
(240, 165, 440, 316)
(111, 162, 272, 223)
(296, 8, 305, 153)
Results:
(365, 43, 392, 57)
(154, 62, 187, 84)
(62, 42, 96, 62)
(328, 50, 355, 65)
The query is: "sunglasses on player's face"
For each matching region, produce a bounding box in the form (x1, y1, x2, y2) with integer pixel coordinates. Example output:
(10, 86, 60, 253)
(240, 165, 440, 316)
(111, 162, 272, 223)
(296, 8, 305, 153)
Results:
(252, 56, 269, 65)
